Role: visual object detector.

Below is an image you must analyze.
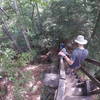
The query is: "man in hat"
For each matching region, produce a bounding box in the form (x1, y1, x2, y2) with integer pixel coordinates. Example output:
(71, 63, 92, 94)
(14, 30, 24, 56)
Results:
(58, 35, 88, 69)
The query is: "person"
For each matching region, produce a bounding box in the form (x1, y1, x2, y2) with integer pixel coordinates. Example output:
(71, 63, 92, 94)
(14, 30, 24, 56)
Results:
(58, 35, 88, 70)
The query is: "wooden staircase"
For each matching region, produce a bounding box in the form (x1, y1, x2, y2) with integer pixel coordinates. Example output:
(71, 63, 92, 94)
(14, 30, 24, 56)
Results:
(43, 58, 100, 100)
(64, 72, 92, 100)
(55, 58, 94, 100)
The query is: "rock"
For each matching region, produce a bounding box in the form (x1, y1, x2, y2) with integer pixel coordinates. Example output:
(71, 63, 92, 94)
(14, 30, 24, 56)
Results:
(43, 73, 59, 88)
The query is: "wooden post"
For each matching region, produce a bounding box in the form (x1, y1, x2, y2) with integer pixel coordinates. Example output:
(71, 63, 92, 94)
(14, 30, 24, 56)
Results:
(56, 58, 66, 100)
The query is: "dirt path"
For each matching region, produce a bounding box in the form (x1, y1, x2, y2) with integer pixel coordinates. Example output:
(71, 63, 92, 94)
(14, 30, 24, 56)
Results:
(23, 64, 50, 100)
(5, 64, 51, 100)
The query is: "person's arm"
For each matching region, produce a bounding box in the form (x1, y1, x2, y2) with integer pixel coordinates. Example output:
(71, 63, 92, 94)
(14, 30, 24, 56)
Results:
(64, 55, 74, 65)
(58, 51, 74, 65)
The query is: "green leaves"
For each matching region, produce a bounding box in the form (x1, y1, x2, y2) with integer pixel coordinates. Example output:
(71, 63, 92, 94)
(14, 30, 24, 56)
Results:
(30, 0, 48, 6)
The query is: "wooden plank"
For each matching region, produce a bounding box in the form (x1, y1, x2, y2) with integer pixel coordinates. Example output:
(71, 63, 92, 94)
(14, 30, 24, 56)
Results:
(60, 58, 66, 79)
(64, 96, 92, 100)
(56, 58, 66, 100)
(85, 58, 100, 66)
(56, 79, 65, 100)
(89, 89, 100, 95)
(80, 67, 100, 88)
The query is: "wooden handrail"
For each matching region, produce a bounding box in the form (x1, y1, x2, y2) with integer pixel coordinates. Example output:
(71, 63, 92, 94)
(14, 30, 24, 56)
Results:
(44, 49, 100, 96)
(80, 66, 100, 88)
(85, 58, 100, 66)
(43, 50, 100, 66)
(89, 89, 100, 95)
(55, 58, 66, 100)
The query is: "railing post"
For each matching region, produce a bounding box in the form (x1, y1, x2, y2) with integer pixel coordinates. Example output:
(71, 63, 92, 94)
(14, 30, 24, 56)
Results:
(56, 58, 66, 100)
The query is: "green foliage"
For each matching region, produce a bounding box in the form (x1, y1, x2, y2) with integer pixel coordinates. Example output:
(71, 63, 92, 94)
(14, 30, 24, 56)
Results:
(0, 47, 35, 99)
(1, 0, 98, 48)
(0, 48, 37, 81)
(13, 71, 34, 100)
(0, 0, 100, 99)
(30, 0, 48, 6)
(17, 49, 37, 66)
(0, 48, 16, 69)
(1, 48, 37, 67)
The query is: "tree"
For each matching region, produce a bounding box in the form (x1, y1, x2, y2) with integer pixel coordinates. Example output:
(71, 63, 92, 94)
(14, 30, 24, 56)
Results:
(1, 19, 21, 52)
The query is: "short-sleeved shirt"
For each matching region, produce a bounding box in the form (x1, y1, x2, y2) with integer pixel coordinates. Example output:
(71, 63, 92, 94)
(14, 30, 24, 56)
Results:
(70, 48, 88, 68)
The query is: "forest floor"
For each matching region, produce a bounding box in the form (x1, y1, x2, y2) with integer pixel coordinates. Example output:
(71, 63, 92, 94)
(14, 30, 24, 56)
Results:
(0, 63, 97, 100)
(2, 63, 50, 100)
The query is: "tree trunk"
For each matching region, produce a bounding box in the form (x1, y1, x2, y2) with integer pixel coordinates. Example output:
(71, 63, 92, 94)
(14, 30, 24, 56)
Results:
(30, 2, 38, 34)
(21, 29, 32, 51)
(13, 0, 32, 51)
(2, 20, 21, 52)
(87, 10, 100, 48)
(0, 7, 9, 18)
(12, 0, 20, 14)
(90, 11, 100, 39)
(35, 3, 44, 34)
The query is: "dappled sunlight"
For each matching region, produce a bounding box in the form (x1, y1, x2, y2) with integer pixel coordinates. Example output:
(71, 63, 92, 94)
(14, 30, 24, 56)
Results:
(0, 64, 49, 100)
(5, 83, 14, 100)
(23, 65, 39, 71)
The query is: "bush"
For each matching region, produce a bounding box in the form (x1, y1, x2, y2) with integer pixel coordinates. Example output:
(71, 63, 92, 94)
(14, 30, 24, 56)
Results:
(1, 48, 37, 68)
(16, 49, 37, 66)
(0, 48, 36, 99)
(0, 48, 37, 81)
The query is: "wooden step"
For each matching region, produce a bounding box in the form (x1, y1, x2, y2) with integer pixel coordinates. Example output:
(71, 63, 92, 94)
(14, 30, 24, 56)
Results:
(64, 96, 92, 100)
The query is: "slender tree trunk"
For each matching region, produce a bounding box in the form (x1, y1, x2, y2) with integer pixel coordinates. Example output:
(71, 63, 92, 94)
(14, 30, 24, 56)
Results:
(0, 7, 9, 18)
(35, 3, 44, 34)
(13, 0, 20, 14)
(13, 0, 32, 51)
(1, 19, 21, 52)
(21, 29, 32, 51)
(86, 10, 100, 48)
(30, 2, 38, 34)
(90, 11, 100, 39)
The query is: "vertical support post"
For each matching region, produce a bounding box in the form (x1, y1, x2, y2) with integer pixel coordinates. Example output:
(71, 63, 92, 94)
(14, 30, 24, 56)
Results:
(56, 58, 66, 100)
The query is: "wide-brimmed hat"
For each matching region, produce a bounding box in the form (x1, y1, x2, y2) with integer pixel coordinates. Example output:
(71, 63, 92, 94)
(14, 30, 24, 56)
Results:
(75, 35, 88, 45)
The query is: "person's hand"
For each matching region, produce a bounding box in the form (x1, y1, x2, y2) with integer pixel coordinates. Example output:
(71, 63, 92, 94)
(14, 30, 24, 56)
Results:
(58, 51, 66, 57)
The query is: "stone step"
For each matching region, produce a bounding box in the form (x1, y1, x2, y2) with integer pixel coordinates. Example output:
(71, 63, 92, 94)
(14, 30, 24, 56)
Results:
(64, 96, 92, 100)
(65, 74, 89, 97)
(65, 86, 82, 96)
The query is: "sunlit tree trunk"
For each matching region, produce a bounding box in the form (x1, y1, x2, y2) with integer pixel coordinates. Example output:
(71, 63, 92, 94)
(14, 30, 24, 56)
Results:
(0, 7, 9, 18)
(13, 0, 32, 51)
